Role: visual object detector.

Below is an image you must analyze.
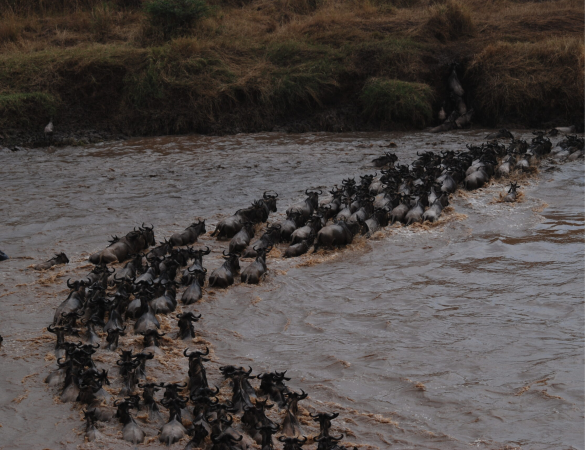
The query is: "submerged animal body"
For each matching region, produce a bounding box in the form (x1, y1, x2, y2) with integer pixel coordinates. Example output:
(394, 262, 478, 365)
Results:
(169, 220, 206, 247)
(34, 252, 69, 270)
(241, 246, 271, 284)
(503, 182, 520, 203)
(90, 226, 155, 264)
(209, 252, 240, 288)
(315, 221, 359, 249)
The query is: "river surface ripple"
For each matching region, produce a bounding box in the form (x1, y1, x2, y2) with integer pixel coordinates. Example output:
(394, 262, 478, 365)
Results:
(0, 130, 583, 450)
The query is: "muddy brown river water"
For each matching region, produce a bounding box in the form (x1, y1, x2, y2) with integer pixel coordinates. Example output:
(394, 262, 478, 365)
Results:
(0, 130, 583, 450)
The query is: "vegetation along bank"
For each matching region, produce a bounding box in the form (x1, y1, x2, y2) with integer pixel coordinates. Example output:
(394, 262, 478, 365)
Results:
(0, 0, 583, 147)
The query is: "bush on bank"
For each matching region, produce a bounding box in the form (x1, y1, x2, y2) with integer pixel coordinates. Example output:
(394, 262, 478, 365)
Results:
(360, 78, 434, 126)
(467, 37, 584, 126)
(0, 0, 582, 135)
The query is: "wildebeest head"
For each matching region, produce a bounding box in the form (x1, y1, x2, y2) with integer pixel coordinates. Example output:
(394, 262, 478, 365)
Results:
(189, 219, 206, 233)
(141, 329, 166, 347)
(279, 436, 308, 450)
(177, 312, 202, 339)
(305, 190, 322, 210)
(139, 224, 156, 247)
(310, 412, 339, 438)
(263, 191, 279, 213)
(315, 434, 345, 450)
(184, 346, 210, 362)
(222, 251, 241, 272)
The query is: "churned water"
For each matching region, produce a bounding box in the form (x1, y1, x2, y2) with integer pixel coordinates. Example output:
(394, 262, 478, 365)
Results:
(0, 130, 583, 449)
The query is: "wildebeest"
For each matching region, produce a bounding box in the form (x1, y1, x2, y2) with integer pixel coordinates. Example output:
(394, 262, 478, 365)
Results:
(503, 182, 520, 203)
(169, 220, 206, 247)
(141, 329, 166, 348)
(257, 371, 290, 408)
(287, 190, 321, 222)
(423, 195, 449, 223)
(53, 281, 85, 324)
(438, 173, 457, 194)
(108, 253, 143, 285)
(486, 129, 514, 140)
(278, 436, 308, 450)
(496, 155, 516, 178)
(372, 152, 397, 168)
(89, 225, 155, 264)
(181, 246, 211, 285)
(241, 246, 271, 284)
(364, 208, 389, 236)
(448, 63, 465, 97)
(115, 397, 145, 444)
(84, 410, 103, 442)
(315, 220, 361, 250)
(181, 268, 206, 305)
(281, 390, 308, 437)
(404, 199, 424, 225)
(280, 211, 304, 242)
(389, 195, 410, 224)
(291, 216, 322, 245)
(134, 298, 160, 334)
(212, 194, 277, 239)
(147, 238, 173, 259)
(149, 282, 177, 314)
(311, 412, 339, 438)
(184, 347, 210, 394)
(229, 222, 255, 254)
(242, 225, 281, 258)
(283, 240, 311, 258)
(159, 400, 188, 444)
(33, 252, 69, 271)
(106, 326, 126, 351)
(177, 312, 201, 340)
(208, 252, 240, 288)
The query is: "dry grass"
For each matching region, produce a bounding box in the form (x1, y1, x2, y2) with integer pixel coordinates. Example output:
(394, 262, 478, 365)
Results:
(468, 37, 584, 125)
(420, 0, 475, 42)
(0, 0, 582, 134)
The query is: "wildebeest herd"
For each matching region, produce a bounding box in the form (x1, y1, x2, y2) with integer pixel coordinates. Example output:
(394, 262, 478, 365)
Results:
(33, 130, 583, 448)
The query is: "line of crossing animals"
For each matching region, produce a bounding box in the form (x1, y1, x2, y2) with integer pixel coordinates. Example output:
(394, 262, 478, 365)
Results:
(6, 129, 582, 448)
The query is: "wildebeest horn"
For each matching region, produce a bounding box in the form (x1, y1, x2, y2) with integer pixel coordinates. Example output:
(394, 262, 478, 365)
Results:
(203, 246, 211, 255)
(223, 249, 229, 256)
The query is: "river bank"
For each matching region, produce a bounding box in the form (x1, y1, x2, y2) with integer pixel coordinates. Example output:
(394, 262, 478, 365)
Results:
(0, 0, 583, 147)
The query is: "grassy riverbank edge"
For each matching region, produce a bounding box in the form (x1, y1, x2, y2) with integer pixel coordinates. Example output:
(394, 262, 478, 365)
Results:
(0, 0, 582, 146)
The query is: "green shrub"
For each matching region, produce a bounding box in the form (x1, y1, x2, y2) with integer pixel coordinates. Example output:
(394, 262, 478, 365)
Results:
(360, 77, 433, 126)
(144, 0, 209, 40)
